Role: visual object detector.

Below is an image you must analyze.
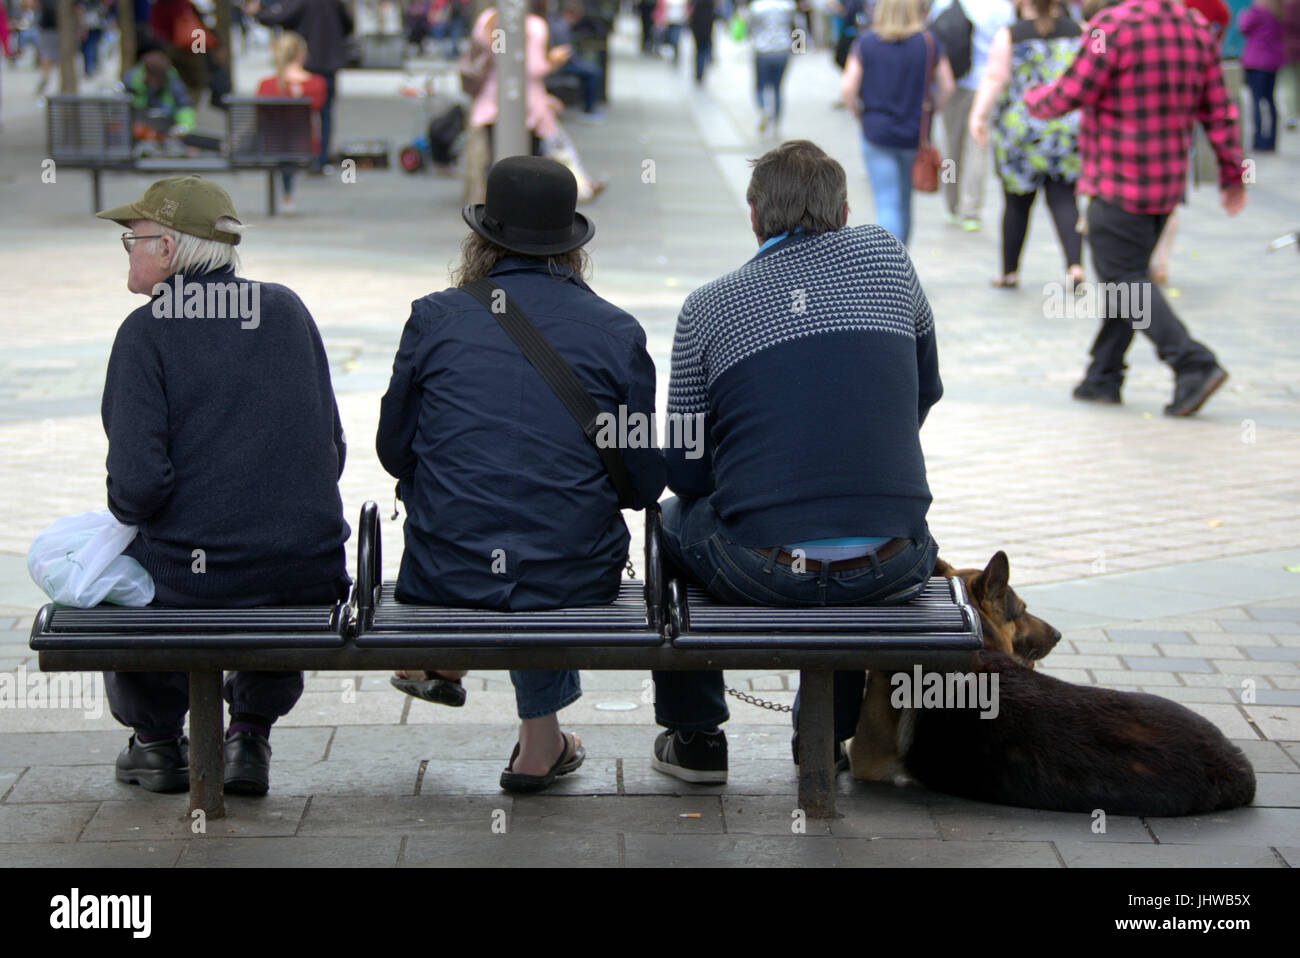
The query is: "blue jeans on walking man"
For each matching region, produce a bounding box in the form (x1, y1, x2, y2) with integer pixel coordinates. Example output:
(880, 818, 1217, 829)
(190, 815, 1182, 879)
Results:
(651, 495, 939, 744)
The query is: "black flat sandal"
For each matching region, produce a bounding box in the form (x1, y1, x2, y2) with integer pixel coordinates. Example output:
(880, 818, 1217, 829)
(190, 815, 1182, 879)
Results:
(390, 672, 467, 707)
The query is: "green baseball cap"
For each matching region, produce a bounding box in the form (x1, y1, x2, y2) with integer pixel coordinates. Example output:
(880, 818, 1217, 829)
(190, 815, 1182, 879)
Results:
(96, 175, 242, 245)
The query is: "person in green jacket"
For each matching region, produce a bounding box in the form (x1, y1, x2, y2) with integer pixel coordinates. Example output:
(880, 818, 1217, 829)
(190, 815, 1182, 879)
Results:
(121, 49, 197, 135)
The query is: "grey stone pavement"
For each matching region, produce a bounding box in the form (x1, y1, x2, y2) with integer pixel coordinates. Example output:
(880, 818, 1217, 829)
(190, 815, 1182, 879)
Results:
(0, 14, 1298, 867)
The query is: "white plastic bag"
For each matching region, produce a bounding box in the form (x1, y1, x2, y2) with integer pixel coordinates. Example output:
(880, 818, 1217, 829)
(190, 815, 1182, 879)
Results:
(27, 509, 156, 608)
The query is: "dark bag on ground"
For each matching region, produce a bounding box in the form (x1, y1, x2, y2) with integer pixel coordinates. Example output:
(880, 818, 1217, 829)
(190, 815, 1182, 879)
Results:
(931, 1, 973, 80)
(428, 103, 465, 165)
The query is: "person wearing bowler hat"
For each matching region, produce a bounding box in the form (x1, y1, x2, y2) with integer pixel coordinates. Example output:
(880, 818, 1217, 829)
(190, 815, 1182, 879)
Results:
(377, 156, 665, 793)
(93, 175, 351, 796)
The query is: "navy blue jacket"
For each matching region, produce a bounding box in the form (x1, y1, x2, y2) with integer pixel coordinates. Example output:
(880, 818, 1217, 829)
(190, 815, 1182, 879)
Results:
(102, 267, 350, 599)
(666, 226, 941, 545)
(377, 258, 665, 611)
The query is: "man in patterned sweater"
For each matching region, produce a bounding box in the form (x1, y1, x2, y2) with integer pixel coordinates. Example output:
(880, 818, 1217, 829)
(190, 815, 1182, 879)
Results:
(650, 140, 944, 784)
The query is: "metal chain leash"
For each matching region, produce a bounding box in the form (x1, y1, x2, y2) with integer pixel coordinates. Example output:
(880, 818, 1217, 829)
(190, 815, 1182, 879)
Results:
(725, 686, 792, 713)
(625, 559, 636, 579)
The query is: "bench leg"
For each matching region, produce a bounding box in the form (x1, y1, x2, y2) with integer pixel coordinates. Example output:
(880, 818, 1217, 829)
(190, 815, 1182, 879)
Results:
(91, 170, 102, 213)
(188, 671, 226, 820)
(267, 171, 276, 217)
(797, 668, 837, 819)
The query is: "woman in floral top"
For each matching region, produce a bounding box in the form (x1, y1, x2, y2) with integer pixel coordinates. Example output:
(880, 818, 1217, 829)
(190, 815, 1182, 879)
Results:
(970, 0, 1083, 289)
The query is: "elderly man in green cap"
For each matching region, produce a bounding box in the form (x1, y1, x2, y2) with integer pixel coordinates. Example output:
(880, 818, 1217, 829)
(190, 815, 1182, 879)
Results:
(95, 175, 351, 795)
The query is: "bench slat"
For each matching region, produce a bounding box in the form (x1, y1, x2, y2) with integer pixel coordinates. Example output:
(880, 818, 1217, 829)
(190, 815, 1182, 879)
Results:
(29, 603, 347, 650)
(357, 580, 661, 647)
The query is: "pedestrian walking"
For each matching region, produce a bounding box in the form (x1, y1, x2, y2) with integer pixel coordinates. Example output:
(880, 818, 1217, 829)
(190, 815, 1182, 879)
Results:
(1026, 0, 1246, 416)
(747, 0, 798, 133)
(934, 0, 1016, 231)
(690, 0, 716, 83)
(248, 0, 354, 173)
(969, 0, 1083, 289)
(1238, 0, 1287, 150)
(841, 0, 955, 244)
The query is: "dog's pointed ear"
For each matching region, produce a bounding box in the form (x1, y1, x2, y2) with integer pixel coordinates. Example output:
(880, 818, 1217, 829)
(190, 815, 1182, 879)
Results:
(933, 556, 957, 578)
(971, 551, 1010, 605)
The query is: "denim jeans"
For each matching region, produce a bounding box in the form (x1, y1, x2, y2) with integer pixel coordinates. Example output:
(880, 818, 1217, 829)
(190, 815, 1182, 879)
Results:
(510, 670, 581, 720)
(318, 72, 337, 169)
(860, 135, 917, 245)
(755, 52, 790, 121)
(652, 496, 939, 741)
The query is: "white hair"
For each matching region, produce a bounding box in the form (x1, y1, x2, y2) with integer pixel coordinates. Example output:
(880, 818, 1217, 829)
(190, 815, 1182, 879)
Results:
(161, 216, 244, 275)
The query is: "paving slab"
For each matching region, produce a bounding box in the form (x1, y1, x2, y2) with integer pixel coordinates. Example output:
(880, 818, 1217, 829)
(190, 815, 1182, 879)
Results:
(0, 841, 186, 868)
(1242, 705, 1300, 740)
(507, 795, 726, 835)
(835, 838, 1063, 867)
(401, 832, 621, 867)
(179, 836, 403, 868)
(5, 764, 193, 805)
(625, 834, 842, 867)
(297, 795, 506, 837)
(1054, 842, 1284, 868)
(0, 729, 128, 766)
(1250, 773, 1300, 808)
(928, 799, 1151, 844)
(0, 802, 98, 843)
(81, 796, 308, 842)
(1145, 807, 1300, 846)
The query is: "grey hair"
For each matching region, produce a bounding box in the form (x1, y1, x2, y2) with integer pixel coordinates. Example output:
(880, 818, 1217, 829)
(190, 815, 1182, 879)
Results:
(162, 216, 243, 275)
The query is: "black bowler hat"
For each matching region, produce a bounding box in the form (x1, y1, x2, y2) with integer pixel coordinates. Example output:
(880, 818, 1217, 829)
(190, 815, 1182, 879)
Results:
(463, 155, 595, 256)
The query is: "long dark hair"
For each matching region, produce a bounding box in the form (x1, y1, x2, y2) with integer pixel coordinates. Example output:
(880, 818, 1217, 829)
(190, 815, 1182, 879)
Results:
(450, 232, 591, 287)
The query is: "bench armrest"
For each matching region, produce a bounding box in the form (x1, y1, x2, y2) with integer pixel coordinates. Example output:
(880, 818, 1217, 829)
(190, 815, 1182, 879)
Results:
(644, 501, 663, 632)
(357, 501, 381, 627)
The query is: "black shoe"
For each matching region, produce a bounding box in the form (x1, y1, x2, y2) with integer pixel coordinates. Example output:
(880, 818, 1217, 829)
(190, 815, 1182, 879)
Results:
(651, 729, 727, 784)
(790, 734, 851, 772)
(115, 735, 189, 793)
(1072, 380, 1121, 404)
(224, 731, 271, 796)
(1165, 365, 1228, 417)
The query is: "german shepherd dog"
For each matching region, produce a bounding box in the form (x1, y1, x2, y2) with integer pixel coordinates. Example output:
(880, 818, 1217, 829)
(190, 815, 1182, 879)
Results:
(848, 553, 1256, 816)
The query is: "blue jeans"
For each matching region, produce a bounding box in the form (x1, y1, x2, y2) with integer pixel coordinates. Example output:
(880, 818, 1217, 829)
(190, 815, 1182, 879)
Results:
(652, 496, 938, 740)
(755, 52, 789, 121)
(861, 136, 916, 245)
(559, 57, 603, 113)
(510, 670, 581, 720)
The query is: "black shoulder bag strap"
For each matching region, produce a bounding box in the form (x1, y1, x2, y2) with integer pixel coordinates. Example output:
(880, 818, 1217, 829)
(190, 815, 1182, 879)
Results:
(462, 277, 637, 509)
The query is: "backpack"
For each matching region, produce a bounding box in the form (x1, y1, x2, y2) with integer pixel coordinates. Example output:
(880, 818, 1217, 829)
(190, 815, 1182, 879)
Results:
(931, 1, 973, 80)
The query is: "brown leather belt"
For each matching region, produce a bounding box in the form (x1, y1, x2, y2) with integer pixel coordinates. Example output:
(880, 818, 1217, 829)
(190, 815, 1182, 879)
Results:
(753, 538, 910, 572)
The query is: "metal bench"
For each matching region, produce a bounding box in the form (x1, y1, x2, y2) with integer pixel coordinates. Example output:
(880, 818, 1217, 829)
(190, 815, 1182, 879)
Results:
(47, 94, 315, 216)
(31, 501, 982, 821)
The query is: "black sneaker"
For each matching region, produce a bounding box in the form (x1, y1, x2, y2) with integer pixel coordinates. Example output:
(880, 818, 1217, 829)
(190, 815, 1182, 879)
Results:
(224, 731, 271, 796)
(115, 735, 189, 793)
(1072, 380, 1121, 404)
(652, 729, 727, 784)
(1164, 365, 1228, 417)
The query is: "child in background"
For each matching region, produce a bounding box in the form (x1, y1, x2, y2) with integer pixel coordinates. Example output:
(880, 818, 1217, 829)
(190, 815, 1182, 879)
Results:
(1238, 0, 1287, 151)
(256, 32, 327, 213)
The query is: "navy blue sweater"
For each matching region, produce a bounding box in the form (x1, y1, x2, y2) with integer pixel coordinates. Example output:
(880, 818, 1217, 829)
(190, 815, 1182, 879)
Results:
(666, 226, 942, 544)
(377, 259, 666, 611)
(101, 267, 350, 599)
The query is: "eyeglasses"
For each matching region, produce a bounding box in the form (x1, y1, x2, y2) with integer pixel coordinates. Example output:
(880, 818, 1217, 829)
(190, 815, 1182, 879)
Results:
(121, 232, 165, 253)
